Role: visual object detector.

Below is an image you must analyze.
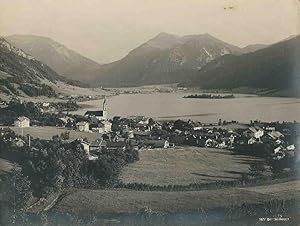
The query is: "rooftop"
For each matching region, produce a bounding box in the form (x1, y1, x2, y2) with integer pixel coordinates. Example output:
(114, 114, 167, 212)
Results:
(85, 111, 104, 117)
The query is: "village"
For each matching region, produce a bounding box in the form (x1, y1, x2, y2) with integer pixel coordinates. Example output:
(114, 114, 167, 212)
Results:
(2, 97, 298, 166)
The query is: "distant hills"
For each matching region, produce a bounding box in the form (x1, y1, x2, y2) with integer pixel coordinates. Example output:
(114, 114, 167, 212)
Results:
(88, 32, 253, 87)
(180, 35, 300, 96)
(6, 35, 102, 81)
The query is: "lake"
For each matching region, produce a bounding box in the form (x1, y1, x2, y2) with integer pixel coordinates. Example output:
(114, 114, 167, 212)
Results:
(75, 93, 300, 123)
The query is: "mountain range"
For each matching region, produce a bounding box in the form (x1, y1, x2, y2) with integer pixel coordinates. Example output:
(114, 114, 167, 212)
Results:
(87, 32, 265, 87)
(6, 35, 102, 81)
(0, 32, 298, 97)
(180, 35, 300, 96)
(3, 33, 270, 89)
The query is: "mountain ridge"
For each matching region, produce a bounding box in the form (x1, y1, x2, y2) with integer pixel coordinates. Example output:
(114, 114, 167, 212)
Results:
(5, 34, 102, 81)
(180, 35, 300, 96)
(89, 32, 251, 87)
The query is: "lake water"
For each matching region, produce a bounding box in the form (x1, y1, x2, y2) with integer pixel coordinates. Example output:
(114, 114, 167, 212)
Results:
(75, 93, 300, 123)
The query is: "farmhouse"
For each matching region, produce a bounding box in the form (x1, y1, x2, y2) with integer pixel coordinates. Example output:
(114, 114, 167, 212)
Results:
(89, 121, 112, 133)
(14, 116, 30, 128)
(76, 121, 90, 132)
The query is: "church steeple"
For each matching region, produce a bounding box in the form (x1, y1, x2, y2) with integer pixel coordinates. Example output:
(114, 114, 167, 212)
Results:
(102, 96, 107, 111)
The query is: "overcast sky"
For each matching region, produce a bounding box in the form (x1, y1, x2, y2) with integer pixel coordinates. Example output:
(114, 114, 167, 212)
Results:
(0, 0, 299, 63)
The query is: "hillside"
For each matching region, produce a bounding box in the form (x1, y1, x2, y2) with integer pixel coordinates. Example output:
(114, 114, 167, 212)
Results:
(6, 35, 102, 81)
(0, 37, 65, 97)
(181, 35, 300, 96)
(89, 33, 246, 87)
(242, 44, 268, 53)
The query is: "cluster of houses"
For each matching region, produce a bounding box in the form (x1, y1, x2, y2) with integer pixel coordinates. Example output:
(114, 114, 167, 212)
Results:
(78, 115, 173, 160)
(75, 97, 112, 134)
(0, 127, 29, 148)
(8, 98, 299, 163)
(240, 125, 297, 160)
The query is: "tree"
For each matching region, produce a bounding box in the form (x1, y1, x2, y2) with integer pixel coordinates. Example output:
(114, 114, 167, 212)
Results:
(174, 120, 186, 131)
(218, 119, 222, 126)
(60, 131, 70, 140)
(148, 118, 155, 127)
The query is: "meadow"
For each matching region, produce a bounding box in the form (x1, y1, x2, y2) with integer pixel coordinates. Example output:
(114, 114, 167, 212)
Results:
(119, 147, 262, 186)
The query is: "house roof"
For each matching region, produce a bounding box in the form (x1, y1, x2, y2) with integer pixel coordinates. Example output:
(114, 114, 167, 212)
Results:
(76, 121, 89, 126)
(89, 123, 100, 129)
(16, 138, 25, 143)
(16, 116, 30, 121)
(189, 121, 202, 127)
(85, 111, 104, 117)
(128, 116, 146, 121)
(268, 131, 284, 139)
(80, 140, 90, 145)
(99, 121, 112, 126)
(90, 139, 106, 147)
(248, 127, 257, 133)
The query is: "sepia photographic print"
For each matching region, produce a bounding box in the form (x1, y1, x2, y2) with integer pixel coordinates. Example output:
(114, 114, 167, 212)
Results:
(0, 0, 299, 225)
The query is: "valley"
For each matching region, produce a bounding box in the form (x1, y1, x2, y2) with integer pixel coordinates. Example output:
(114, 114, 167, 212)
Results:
(0, 27, 299, 226)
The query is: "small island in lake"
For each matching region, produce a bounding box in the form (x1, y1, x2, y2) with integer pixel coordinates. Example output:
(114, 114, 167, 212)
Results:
(183, 94, 235, 99)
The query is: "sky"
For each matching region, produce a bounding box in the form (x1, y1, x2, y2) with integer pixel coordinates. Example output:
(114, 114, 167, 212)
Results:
(0, 0, 299, 63)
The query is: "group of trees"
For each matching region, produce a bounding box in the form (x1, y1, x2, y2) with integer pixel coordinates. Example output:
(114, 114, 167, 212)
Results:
(19, 83, 56, 98)
(0, 80, 19, 96)
(0, 136, 88, 197)
(0, 131, 139, 221)
(0, 170, 33, 225)
(0, 100, 62, 126)
(183, 94, 235, 99)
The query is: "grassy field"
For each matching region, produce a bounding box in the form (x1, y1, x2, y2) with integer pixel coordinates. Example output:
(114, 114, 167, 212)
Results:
(54, 180, 300, 215)
(119, 147, 262, 186)
(8, 126, 99, 142)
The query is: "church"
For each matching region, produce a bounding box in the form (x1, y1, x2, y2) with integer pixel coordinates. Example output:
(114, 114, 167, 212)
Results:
(84, 97, 108, 121)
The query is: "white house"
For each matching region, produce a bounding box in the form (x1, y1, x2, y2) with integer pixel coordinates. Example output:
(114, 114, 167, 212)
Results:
(90, 121, 112, 133)
(244, 127, 264, 142)
(76, 121, 89, 132)
(14, 116, 30, 128)
(99, 121, 112, 133)
(42, 102, 50, 107)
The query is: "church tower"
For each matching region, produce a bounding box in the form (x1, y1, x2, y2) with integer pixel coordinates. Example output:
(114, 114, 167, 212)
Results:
(102, 96, 108, 120)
